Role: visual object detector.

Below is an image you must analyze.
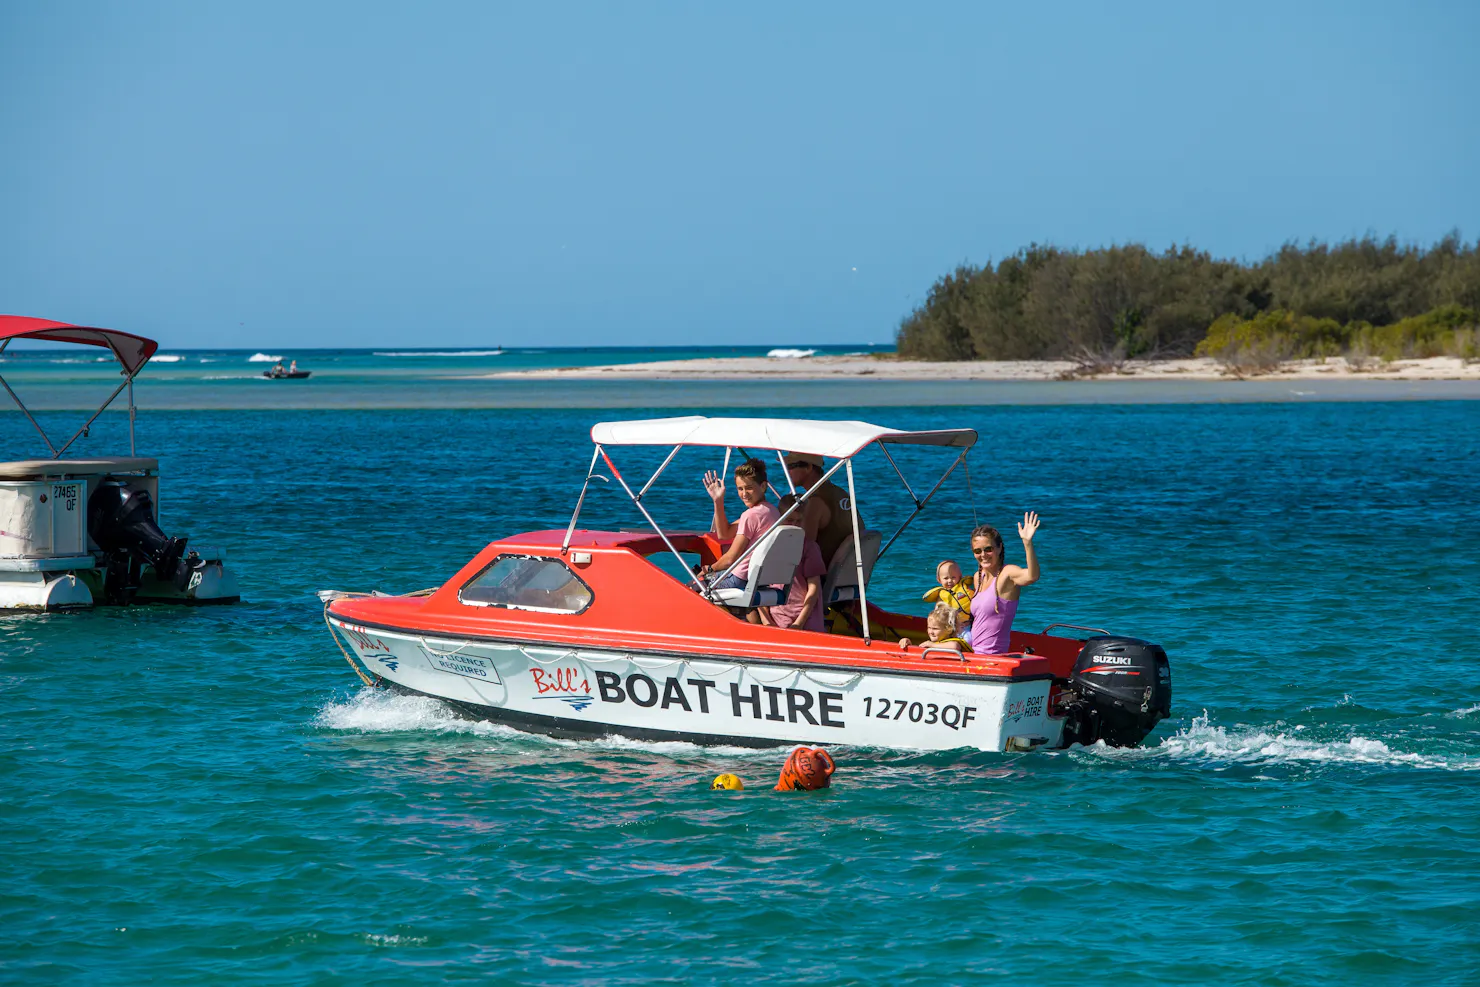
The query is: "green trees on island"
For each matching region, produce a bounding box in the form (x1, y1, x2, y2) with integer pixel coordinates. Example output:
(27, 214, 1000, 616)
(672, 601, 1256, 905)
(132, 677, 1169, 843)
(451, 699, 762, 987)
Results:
(895, 235, 1480, 368)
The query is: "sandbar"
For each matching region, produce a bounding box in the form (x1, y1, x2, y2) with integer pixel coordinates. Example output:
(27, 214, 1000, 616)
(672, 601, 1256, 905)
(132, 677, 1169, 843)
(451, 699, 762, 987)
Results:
(473, 354, 1480, 382)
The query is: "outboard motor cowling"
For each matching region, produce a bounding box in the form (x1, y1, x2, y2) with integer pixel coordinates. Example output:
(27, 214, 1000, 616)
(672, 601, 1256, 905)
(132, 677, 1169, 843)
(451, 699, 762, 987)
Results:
(1060, 636, 1171, 748)
(88, 478, 202, 602)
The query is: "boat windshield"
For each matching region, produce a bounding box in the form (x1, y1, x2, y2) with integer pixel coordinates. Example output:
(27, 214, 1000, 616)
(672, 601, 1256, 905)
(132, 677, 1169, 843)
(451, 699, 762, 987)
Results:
(460, 555, 594, 614)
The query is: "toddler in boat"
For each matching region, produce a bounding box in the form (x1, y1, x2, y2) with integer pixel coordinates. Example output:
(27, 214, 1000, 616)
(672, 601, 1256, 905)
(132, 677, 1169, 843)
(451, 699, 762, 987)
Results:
(922, 559, 973, 629)
(923, 604, 969, 654)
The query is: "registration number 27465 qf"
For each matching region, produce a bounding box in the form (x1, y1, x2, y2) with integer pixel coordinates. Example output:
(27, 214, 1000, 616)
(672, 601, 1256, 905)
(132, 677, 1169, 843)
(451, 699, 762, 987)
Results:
(863, 696, 977, 731)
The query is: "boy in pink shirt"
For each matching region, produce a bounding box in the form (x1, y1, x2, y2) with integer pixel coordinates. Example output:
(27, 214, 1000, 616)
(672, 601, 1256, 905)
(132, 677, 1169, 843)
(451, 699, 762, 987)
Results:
(699, 458, 781, 591)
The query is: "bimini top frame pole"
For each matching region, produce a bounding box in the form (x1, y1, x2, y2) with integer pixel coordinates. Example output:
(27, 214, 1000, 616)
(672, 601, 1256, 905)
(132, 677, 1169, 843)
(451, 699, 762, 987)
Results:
(580, 416, 978, 610)
(0, 337, 58, 456)
(874, 444, 971, 566)
(0, 315, 158, 460)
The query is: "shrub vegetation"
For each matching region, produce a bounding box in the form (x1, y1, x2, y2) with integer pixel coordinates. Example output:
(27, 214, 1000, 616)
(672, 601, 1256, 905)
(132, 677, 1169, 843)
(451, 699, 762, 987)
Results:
(896, 235, 1480, 369)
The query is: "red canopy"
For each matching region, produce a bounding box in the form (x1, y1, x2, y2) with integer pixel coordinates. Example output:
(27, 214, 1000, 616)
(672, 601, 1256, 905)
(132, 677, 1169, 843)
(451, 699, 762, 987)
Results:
(0, 315, 159, 375)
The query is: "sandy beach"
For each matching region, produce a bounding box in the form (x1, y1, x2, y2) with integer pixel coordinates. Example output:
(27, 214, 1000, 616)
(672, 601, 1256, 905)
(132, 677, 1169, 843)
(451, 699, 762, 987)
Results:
(477, 354, 1480, 382)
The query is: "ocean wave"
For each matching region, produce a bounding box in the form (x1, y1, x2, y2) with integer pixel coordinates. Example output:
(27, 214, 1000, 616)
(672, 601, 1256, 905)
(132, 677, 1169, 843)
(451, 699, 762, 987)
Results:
(247, 353, 283, 363)
(1448, 704, 1480, 718)
(151, 354, 185, 363)
(1088, 712, 1479, 772)
(767, 348, 816, 359)
(373, 350, 504, 357)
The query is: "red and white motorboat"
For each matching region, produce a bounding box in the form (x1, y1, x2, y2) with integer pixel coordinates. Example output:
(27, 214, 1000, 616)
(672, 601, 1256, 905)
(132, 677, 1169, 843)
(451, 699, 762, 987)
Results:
(323, 417, 1170, 752)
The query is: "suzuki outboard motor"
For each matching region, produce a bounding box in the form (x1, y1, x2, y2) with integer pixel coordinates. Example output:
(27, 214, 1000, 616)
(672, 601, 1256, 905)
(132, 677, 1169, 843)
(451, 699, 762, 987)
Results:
(87, 478, 202, 603)
(1060, 636, 1172, 747)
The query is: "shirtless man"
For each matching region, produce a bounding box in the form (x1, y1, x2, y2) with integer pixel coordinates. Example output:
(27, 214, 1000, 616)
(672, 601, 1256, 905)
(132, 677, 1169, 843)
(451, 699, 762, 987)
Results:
(782, 452, 865, 565)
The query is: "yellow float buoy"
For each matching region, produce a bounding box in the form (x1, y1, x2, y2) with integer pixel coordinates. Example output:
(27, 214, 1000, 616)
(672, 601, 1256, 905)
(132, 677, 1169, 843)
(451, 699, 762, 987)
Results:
(710, 773, 744, 790)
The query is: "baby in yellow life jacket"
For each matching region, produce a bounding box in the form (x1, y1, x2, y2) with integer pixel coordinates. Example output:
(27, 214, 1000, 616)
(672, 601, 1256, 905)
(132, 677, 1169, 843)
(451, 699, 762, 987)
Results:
(922, 560, 974, 628)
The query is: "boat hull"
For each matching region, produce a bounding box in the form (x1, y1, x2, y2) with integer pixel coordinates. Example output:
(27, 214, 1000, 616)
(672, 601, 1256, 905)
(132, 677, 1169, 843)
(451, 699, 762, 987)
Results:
(329, 617, 1063, 752)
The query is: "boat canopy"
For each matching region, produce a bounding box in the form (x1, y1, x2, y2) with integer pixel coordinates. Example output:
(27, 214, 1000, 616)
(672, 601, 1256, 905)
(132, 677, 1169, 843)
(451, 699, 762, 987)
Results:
(590, 416, 976, 459)
(0, 315, 161, 458)
(574, 416, 980, 645)
(0, 315, 159, 375)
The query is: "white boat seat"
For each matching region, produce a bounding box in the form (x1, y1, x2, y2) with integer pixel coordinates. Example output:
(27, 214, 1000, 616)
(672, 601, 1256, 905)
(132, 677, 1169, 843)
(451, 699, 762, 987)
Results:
(821, 529, 881, 605)
(0, 457, 159, 480)
(709, 525, 805, 609)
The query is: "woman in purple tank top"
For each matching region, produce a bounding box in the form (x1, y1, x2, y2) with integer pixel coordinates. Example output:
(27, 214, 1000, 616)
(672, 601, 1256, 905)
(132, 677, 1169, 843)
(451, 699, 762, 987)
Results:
(968, 512, 1041, 655)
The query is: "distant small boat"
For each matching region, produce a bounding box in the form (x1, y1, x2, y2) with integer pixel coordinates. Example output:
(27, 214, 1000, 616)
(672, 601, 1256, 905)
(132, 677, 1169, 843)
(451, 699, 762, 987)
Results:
(263, 369, 311, 379)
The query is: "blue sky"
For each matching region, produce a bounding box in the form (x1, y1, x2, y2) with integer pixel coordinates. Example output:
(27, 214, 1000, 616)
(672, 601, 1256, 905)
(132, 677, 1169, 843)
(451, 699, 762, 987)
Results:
(2, 1, 1476, 348)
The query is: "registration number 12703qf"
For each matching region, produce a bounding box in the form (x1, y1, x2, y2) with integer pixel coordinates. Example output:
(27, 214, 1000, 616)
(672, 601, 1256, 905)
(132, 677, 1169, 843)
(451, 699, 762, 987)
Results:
(862, 696, 977, 731)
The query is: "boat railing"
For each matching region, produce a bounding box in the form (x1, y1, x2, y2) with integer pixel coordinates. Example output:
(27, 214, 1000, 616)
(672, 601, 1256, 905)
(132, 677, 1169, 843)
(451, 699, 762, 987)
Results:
(1041, 622, 1113, 639)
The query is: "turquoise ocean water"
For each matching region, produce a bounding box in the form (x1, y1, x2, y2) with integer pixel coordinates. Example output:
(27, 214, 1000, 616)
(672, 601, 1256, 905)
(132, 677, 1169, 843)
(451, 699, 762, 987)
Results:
(3, 352, 1480, 984)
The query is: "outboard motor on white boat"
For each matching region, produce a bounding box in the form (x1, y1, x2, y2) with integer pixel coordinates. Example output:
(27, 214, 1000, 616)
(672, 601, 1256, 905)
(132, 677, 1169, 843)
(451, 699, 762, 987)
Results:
(1060, 636, 1172, 748)
(87, 478, 203, 604)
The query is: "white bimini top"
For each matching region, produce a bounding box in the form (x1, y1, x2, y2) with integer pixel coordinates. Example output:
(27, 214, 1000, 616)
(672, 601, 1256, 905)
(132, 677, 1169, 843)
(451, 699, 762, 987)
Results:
(589, 417, 975, 459)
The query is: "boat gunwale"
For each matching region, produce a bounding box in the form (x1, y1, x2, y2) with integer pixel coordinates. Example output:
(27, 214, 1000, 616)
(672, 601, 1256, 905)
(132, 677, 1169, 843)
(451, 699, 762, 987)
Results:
(328, 612, 1058, 685)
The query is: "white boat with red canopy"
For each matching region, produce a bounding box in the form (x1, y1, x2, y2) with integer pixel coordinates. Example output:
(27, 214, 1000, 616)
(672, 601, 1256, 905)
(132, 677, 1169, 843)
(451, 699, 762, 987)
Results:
(0, 315, 239, 609)
(323, 416, 1170, 751)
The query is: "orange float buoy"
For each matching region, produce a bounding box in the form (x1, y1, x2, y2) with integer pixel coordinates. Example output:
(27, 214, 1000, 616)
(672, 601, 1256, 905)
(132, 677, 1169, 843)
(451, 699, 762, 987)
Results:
(775, 746, 835, 791)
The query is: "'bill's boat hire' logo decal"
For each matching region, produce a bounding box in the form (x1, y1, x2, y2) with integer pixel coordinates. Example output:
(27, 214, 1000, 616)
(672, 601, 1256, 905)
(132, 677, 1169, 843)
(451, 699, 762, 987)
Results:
(342, 622, 399, 669)
(999, 693, 1045, 727)
(530, 667, 594, 712)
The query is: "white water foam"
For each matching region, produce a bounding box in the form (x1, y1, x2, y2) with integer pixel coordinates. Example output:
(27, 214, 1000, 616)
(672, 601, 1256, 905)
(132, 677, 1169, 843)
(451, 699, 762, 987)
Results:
(151, 354, 185, 363)
(316, 690, 511, 736)
(201, 374, 254, 380)
(767, 348, 816, 359)
(373, 350, 504, 357)
(247, 353, 283, 363)
(1091, 712, 1479, 772)
(314, 688, 753, 755)
(1447, 704, 1480, 718)
(361, 934, 429, 947)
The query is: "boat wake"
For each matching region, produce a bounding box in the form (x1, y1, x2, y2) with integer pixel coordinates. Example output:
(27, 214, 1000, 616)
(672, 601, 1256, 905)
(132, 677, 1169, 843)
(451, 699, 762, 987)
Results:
(247, 353, 283, 363)
(315, 689, 516, 736)
(767, 348, 817, 358)
(1085, 711, 1480, 772)
(313, 688, 755, 756)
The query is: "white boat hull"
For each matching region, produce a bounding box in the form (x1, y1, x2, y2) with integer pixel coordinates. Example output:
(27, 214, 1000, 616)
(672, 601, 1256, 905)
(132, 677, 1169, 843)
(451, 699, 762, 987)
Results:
(329, 617, 1063, 752)
(0, 569, 93, 610)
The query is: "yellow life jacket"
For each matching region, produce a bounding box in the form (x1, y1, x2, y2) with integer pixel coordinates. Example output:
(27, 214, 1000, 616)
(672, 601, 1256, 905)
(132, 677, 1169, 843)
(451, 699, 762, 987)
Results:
(921, 582, 974, 619)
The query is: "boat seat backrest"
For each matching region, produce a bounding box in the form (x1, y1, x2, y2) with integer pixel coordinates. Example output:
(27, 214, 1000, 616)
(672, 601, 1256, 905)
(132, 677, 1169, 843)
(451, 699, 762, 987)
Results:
(821, 529, 881, 604)
(709, 524, 806, 610)
(746, 524, 805, 591)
